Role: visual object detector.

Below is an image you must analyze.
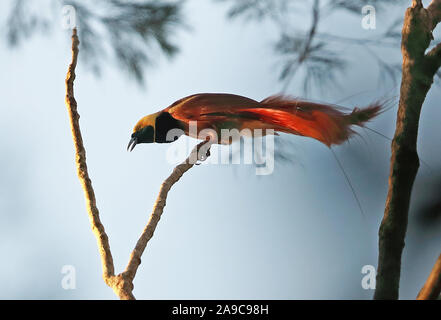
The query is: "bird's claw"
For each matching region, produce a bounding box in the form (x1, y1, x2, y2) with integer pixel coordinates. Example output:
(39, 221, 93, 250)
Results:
(198, 149, 210, 161)
(194, 146, 211, 164)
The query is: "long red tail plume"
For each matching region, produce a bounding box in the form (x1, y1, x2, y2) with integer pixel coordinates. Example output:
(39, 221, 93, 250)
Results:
(252, 95, 383, 147)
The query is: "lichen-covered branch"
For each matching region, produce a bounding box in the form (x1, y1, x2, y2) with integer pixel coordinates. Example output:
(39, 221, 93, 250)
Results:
(374, 0, 441, 300)
(65, 28, 210, 300)
(417, 253, 441, 300)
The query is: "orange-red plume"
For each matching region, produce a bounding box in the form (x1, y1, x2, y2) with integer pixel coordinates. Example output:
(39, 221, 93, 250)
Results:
(244, 95, 382, 147)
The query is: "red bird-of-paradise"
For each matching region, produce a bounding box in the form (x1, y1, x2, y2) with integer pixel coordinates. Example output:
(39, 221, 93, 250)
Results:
(127, 93, 382, 151)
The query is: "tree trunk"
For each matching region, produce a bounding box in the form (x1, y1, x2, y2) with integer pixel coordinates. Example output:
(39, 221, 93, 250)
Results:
(375, 0, 441, 299)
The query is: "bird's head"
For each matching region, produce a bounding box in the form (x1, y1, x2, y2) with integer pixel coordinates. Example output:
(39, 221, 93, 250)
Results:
(127, 112, 160, 151)
(127, 111, 183, 151)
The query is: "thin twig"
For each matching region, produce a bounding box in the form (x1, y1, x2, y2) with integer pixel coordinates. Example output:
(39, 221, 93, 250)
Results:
(417, 253, 441, 300)
(281, 0, 320, 92)
(108, 141, 210, 299)
(123, 141, 211, 283)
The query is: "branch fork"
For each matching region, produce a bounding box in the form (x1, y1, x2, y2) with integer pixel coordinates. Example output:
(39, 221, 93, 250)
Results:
(65, 28, 210, 299)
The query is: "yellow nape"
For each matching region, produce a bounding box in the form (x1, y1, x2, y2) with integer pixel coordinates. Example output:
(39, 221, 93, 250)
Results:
(133, 111, 161, 133)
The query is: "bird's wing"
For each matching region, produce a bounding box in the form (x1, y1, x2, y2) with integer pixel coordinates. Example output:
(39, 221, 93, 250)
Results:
(165, 93, 262, 122)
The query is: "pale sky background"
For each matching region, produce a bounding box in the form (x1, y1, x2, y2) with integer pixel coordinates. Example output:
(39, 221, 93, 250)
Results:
(0, 0, 440, 299)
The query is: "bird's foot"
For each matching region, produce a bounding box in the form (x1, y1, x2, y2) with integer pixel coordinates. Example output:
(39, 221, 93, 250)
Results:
(195, 147, 211, 165)
(192, 141, 211, 165)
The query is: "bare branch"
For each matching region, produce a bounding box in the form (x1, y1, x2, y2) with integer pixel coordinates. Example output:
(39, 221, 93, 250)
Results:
(109, 141, 211, 299)
(65, 28, 116, 281)
(123, 141, 211, 283)
(65, 28, 211, 299)
(417, 254, 441, 300)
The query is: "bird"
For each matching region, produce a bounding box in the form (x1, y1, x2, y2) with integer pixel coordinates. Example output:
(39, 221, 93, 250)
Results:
(127, 93, 382, 152)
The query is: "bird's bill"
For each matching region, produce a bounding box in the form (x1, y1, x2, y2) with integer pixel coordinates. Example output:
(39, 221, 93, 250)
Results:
(127, 137, 138, 152)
